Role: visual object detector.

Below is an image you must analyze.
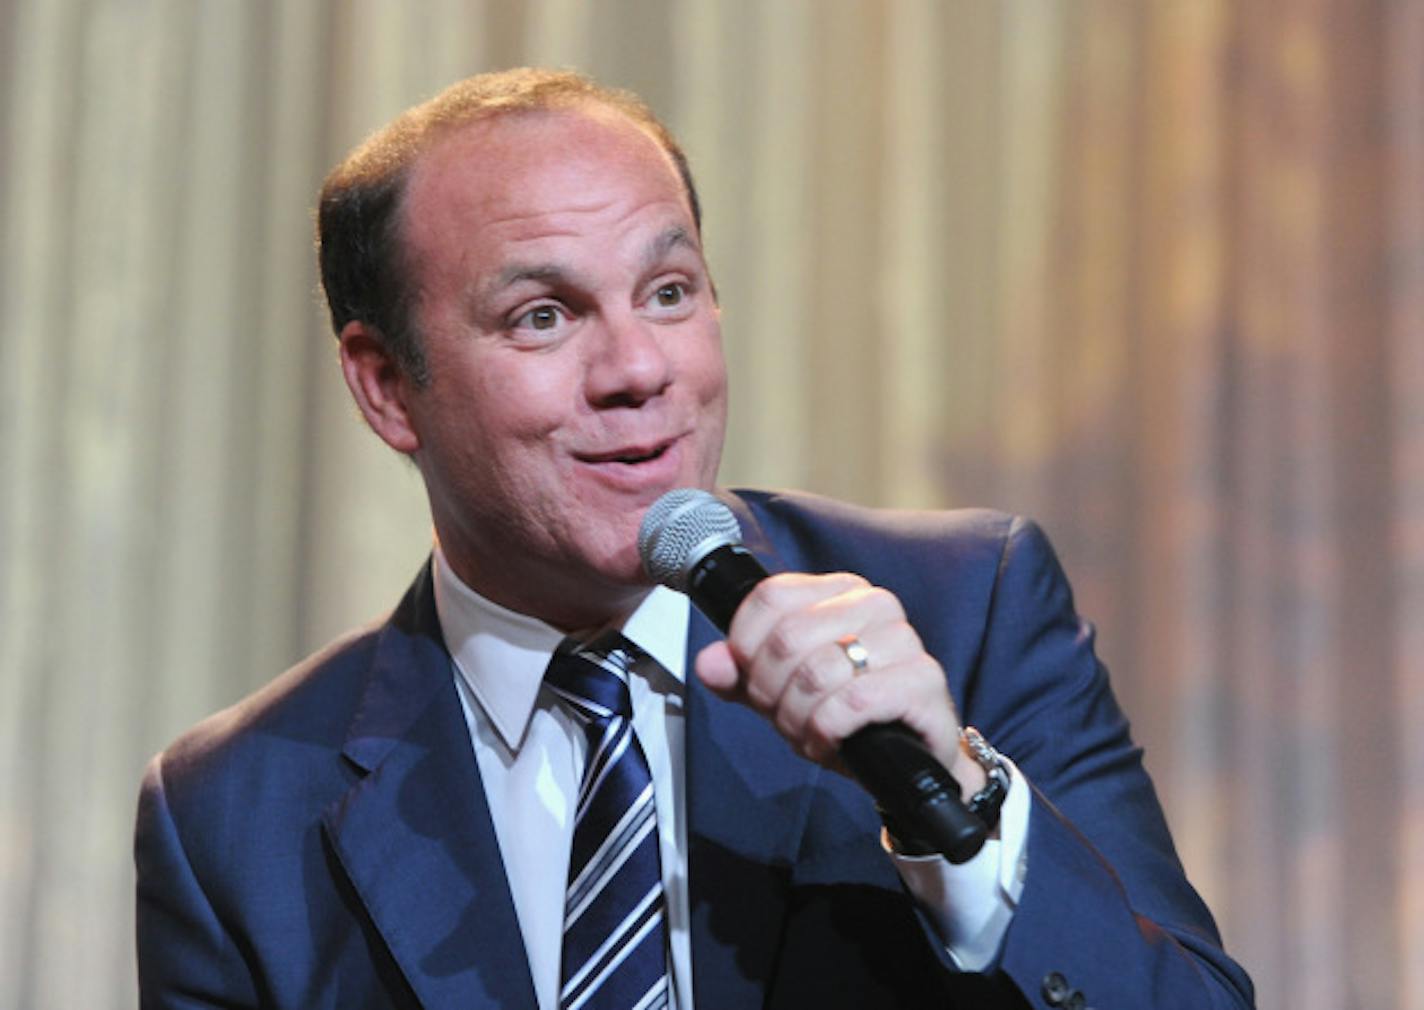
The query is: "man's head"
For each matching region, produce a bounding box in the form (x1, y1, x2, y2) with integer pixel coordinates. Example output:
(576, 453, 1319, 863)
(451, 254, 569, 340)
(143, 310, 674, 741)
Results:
(321, 69, 728, 630)
(317, 68, 703, 384)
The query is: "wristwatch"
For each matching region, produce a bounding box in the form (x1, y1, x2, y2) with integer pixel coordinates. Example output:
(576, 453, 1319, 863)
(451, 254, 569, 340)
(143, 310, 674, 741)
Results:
(960, 726, 1010, 832)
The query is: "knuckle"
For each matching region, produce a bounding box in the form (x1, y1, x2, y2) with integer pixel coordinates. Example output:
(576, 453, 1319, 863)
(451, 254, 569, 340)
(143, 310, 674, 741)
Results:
(744, 674, 778, 711)
(787, 659, 826, 696)
(865, 585, 906, 619)
(892, 619, 922, 649)
(751, 575, 800, 609)
(764, 613, 814, 663)
(838, 676, 875, 714)
(837, 571, 871, 591)
(763, 624, 799, 664)
(743, 580, 775, 610)
(736, 580, 778, 624)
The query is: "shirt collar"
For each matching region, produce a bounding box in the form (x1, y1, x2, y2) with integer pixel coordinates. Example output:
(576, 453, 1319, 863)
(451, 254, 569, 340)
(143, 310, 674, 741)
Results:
(431, 545, 690, 751)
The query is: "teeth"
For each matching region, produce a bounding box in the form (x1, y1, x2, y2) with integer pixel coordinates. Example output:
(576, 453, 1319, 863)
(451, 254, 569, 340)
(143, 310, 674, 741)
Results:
(583, 444, 666, 464)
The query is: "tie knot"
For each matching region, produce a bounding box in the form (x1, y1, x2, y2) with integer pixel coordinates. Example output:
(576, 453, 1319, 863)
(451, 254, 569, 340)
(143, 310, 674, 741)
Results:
(544, 630, 643, 724)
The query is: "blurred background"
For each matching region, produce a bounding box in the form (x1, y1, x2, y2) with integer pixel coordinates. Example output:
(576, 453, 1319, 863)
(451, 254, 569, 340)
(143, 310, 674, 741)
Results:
(2, 1, 1420, 1008)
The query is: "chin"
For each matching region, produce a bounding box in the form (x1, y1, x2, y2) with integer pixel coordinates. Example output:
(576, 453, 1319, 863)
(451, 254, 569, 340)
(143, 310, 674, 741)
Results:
(588, 539, 652, 590)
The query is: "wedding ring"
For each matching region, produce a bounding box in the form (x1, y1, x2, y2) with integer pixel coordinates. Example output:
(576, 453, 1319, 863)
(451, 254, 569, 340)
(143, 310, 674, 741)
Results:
(836, 634, 870, 674)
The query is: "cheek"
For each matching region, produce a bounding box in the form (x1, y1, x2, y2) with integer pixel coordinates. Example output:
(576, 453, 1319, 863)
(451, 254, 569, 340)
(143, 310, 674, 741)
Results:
(449, 361, 574, 453)
(458, 376, 587, 519)
(704, 361, 729, 410)
(689, 323, 728, 402)
(688, 341, 729, 426)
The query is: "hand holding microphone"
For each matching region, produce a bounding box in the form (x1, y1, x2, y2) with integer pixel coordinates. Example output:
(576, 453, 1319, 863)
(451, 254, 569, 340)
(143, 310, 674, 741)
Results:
(639, 489, 990, 863)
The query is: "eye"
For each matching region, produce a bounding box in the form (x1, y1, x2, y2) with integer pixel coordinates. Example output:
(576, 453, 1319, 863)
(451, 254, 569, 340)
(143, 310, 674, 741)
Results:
(653, 283, 685, 308)
(514, 305, 562, 331)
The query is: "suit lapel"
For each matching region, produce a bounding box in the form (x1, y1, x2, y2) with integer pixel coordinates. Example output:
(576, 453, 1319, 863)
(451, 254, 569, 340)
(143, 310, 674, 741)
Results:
(686, 494, 819, 1010)
(319, 494, 808, 1010)
(321, 567, 538, 1010)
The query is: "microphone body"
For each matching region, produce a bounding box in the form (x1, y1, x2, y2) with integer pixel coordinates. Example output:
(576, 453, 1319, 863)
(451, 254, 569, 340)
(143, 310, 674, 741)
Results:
(640, 490, 989, 864)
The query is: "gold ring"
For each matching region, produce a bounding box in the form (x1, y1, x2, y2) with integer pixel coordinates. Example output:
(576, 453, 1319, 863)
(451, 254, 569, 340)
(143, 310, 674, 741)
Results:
(836, 634, 870, 673)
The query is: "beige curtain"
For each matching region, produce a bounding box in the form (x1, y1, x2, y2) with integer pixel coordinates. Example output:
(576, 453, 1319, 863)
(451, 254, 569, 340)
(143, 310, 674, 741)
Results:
(2, 2, 1419, 1008)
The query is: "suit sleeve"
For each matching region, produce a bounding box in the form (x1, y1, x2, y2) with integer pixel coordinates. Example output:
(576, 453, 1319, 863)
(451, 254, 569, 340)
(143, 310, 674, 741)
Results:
(135, 752, 259, 1009)
(964, 517, 1254, 1010)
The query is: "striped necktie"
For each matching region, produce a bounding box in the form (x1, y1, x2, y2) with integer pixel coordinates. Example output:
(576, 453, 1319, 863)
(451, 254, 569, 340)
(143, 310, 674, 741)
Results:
(544, 632, 670, 1010)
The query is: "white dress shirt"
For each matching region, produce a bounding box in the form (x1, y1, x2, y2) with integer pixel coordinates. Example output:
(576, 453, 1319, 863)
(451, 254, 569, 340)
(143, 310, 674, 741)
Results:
(431, 545, 1029, 1010)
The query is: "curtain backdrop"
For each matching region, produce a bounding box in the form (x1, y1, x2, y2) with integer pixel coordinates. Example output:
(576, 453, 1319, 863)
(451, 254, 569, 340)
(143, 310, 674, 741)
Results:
(2, 3, 1419, 1009)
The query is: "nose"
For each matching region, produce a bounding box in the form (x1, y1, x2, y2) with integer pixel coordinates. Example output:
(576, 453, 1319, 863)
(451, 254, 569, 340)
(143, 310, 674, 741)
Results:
(585, 311, 673, 408)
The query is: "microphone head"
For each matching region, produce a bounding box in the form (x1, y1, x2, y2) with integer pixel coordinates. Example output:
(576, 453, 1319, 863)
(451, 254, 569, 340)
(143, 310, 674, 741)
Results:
(638, 488, 743, 592)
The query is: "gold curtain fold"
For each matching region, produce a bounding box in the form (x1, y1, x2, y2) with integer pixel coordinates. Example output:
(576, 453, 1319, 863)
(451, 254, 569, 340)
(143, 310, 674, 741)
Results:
(1, 2, 1419, 1008)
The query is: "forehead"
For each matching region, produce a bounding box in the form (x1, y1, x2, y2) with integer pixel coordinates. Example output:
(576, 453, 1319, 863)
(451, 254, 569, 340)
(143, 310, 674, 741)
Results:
(399, 107, 691, 263)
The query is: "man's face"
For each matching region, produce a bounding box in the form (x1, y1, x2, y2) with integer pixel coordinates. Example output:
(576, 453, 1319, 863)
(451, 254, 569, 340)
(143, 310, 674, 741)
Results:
(394, 106, 727, 628)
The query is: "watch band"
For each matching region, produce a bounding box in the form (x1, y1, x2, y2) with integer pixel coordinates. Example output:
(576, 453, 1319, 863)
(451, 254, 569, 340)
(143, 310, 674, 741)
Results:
(960, 726, 1009, 832)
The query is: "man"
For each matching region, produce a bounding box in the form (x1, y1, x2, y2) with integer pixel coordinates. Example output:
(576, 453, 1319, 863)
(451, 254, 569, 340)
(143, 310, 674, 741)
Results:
(135, 69, 1253, 1009)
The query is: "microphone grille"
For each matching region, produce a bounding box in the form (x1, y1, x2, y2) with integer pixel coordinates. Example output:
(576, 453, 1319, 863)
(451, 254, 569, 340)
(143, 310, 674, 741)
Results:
(638, 488, 743, 591)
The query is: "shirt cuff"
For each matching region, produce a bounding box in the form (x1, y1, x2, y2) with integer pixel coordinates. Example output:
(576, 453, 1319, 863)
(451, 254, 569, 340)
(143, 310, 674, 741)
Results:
(885, 755, 1030, 971)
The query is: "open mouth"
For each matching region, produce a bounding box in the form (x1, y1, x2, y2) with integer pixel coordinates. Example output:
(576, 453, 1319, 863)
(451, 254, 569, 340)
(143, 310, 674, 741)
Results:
(609, 446, 667, 465)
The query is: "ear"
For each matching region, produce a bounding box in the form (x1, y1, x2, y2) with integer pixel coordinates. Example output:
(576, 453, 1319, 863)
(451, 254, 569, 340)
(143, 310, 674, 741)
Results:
(339, 321, 422, 454)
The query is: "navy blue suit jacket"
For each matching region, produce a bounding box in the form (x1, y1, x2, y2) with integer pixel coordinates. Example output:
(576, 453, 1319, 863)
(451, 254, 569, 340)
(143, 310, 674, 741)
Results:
(135, 489, 1253, 1008)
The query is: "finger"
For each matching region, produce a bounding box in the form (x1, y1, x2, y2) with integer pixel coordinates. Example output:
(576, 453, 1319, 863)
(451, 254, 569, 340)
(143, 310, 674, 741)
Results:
(740, 583, 905, 711)
(727, 572, 874, 668)
(801, 655, 963, 769)
(768, 619, 924, 744)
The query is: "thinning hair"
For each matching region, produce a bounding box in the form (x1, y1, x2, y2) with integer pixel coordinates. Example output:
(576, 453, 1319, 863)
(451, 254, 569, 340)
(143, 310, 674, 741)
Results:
(316, 68, 702, 384)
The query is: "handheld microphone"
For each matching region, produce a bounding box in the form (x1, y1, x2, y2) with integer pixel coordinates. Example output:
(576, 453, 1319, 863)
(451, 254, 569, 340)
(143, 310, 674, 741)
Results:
(638, 488, 988, 864)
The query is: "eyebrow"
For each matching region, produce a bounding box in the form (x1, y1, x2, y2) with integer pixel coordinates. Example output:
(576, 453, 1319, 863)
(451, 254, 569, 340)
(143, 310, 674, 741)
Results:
(487, 226, 701, 296)
(490, 262, 569, 292)
(638, 226, 698, 275)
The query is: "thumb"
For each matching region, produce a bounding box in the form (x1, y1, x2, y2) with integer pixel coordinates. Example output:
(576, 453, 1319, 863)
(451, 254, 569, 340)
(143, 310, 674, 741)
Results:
(694, 640, 742, 699)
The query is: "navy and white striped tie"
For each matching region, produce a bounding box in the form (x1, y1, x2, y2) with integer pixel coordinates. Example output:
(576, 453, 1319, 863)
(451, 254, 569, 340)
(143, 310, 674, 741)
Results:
(545, 632, 669, 1010)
